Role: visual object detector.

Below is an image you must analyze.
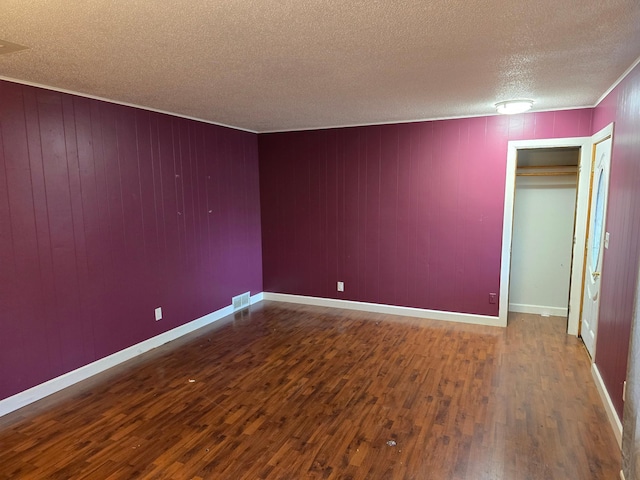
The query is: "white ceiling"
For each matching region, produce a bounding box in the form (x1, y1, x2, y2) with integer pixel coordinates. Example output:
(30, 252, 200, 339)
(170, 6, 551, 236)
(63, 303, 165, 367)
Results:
(2, 1, 640, 133)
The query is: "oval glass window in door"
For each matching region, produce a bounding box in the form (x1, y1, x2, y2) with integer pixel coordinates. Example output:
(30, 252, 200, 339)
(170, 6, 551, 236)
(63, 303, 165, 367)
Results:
(590, 166, 605, 270)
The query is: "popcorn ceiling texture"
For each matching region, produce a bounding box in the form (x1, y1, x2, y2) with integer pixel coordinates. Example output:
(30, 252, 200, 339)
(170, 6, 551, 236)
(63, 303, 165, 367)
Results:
(1, 1, 640, 132)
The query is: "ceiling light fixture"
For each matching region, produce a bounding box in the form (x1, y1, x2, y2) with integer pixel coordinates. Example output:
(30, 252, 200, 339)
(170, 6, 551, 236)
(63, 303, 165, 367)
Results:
(495, 100, 534, 115)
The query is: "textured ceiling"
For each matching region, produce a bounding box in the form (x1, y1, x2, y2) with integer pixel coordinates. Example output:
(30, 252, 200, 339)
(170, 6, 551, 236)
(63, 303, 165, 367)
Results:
(2, 1, 640, 133)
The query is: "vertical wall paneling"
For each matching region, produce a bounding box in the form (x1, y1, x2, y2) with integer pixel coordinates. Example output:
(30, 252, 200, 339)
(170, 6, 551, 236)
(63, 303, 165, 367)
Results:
(259, 110, 593, 318)
(0, 80, 262, 401)
(592, 62, 640, 419)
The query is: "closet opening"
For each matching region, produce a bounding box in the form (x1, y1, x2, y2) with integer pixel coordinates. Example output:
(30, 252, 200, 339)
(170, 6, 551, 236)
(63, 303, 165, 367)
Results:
(508, 147, 581, 327)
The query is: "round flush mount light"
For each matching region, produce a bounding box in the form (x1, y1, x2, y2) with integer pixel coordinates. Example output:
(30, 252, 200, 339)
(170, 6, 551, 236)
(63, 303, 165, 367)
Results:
(495, 100, 534, 115)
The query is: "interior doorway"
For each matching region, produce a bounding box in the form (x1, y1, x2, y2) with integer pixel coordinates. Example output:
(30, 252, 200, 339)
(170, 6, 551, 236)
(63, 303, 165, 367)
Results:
(509, 148, 580, 320)
(500, 136, 593, 335)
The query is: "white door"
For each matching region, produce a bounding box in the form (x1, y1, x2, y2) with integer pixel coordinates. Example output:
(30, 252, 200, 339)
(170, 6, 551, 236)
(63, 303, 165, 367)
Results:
(581, 136, 612, 358)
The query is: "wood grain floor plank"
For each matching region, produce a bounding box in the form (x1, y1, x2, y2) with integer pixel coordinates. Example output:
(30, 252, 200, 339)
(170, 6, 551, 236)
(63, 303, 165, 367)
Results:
(0, 303, 620, 479)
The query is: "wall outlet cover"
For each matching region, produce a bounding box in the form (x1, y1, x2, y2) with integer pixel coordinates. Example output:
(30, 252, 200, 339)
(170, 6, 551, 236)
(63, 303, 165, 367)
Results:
(154, 307, 162, 321)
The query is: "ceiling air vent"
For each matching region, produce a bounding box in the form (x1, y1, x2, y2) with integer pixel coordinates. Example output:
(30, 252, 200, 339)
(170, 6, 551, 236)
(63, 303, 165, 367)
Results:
(0, 39, 29, 55)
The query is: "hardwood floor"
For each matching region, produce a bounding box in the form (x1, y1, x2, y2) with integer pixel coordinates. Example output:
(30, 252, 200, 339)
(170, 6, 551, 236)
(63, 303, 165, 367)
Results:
(0, 303, 620, 479)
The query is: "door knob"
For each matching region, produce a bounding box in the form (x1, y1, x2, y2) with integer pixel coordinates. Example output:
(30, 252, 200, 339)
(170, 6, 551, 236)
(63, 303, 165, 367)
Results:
(592, 271, 600, 278)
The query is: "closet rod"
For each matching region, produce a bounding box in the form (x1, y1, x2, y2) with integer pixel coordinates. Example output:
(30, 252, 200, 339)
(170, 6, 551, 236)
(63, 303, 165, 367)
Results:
(516, 171, 577, 177)
(516, 164, 577, 170)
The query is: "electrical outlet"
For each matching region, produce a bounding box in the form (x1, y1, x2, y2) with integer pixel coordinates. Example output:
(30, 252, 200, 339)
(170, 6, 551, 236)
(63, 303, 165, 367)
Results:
(489, 293, 497, 304)
(337, 281, 344, 292)
(154, 307, 162, 321)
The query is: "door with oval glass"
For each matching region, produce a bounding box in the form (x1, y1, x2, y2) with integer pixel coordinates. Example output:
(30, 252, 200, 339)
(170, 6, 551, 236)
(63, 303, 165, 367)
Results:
(581, 135, 612, 359)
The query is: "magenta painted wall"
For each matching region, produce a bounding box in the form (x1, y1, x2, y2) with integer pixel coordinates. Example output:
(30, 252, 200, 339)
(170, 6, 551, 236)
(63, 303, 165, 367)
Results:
(259, 110, 592, 316)
(592, 62, 640, 418)
(0, 80, 263, 401)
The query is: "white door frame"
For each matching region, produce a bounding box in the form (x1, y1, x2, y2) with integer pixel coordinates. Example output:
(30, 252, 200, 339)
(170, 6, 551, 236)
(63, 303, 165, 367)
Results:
(500, 136, 592, 335)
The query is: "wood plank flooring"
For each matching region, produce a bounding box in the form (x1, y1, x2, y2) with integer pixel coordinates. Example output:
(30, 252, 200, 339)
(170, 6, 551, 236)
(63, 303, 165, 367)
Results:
(0, 303, 620, 479)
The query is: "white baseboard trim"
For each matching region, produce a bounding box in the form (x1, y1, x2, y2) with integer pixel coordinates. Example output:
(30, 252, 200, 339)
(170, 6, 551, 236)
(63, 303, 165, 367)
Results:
(509, 303, 568, 317)
(591, 362, 623, 448)
(251, 292, 264, 303)
(0, 293, 263, 418)
(263, 292, 505, 327)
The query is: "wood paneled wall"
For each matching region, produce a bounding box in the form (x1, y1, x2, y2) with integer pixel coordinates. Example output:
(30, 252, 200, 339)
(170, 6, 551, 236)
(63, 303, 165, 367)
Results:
(593, 62, 640, 420)
(259, 110, 592, 316)
(0, 80, 263, 401)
